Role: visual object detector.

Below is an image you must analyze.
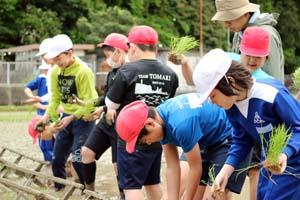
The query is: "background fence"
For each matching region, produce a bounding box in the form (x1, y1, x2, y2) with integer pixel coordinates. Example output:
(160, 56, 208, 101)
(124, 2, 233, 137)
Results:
(0, 51, 200, 105)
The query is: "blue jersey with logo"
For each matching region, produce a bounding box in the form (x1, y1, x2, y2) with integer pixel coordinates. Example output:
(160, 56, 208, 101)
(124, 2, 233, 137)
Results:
(225, 78, 300, 168)
(157, 93, 232, 153)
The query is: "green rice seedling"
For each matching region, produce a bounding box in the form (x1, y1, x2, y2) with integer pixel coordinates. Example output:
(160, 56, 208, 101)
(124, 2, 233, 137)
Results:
(168, 36, 198, 65)
(293, 67, 300, 91)
(263, 124, 291, 173)
(208, 164, 223, 200)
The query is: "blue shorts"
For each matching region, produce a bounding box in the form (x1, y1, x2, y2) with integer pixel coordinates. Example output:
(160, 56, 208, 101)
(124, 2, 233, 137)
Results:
(117, 148, 162, 189)
(180, 139, 251, 194)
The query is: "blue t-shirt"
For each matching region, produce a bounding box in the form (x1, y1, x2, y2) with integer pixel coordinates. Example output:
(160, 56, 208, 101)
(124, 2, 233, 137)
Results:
(225, 78, 300, 168)
(25, 74, 48, 115)
(157, 93, 232, 153)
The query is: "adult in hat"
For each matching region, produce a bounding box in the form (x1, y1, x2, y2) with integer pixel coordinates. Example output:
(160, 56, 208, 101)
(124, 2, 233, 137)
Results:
(212, 0, 284, 82)
(193, 48, 300, 200)
(39, 34, 98, 191)
(116, 94, 250, 199)
(80, 33, 128, 198)
(105, 25, 179, 200)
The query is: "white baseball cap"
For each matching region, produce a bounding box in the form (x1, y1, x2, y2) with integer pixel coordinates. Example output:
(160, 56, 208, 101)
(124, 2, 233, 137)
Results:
(44, 34, 73, 59)
(39, 60, 51, 70)
(35, 38, 52, 56)
(192, 48, 232, 104)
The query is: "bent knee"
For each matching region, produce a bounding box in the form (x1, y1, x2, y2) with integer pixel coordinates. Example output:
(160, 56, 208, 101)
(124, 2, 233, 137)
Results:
(81, 146, 96, 163)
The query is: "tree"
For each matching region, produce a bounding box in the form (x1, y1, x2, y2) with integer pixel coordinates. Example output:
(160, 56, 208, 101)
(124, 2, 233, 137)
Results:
(16, 5, 61, 44)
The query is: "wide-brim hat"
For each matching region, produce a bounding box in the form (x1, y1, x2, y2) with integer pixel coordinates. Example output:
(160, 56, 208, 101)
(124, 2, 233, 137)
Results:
(212, 0, 259, 21)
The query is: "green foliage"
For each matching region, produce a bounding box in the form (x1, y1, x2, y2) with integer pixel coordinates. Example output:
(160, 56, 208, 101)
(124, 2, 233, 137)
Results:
(293, 67, 300, 90)
(264, 124, 291, 165)
(0, 0, 299, 73)
(76, 6, 137, 44)
(17, 5, 61, 44)
(170, 36, 199, 55)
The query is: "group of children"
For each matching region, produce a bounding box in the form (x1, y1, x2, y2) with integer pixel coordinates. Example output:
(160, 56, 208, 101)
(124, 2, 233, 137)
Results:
(23, 1, 300, 200)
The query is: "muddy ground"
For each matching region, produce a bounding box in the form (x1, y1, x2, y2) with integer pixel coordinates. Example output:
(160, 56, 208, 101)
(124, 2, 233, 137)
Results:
(0, 113, 249, 199)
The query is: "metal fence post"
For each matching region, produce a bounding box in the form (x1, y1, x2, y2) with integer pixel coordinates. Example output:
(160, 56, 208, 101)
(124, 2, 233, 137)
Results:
(6, 62, 10, 85)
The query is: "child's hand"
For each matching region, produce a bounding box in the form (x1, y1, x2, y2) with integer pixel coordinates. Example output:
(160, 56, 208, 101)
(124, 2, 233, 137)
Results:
(264, 153, 287, 174)
(106, 109, 116, 126)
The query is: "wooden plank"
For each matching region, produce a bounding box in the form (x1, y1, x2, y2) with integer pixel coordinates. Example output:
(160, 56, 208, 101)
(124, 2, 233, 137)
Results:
(0, 158, 84, 189)
(83, 189, 104, 200)
(0, 177, 58, 200)
(0, 146, 50, 165)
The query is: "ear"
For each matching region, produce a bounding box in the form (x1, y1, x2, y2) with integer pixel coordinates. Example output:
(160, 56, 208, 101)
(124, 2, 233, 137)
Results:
(144, 118, 155, 127)
(227, 76, 236, 87)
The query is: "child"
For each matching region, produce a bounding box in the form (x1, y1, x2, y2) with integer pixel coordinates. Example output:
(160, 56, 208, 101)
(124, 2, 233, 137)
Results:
(25, 61, 54, 162)
(105, 25, 179, 200)
(40, 34, 98, 191)
(81, 33, 128, 199)
(115, 93, 249, 199)
(239, 26, 273, 200)
(193, 48, 300, 199)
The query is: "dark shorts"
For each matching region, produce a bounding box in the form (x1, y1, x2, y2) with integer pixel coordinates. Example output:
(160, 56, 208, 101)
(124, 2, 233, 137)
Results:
(117, 148, 162, 189)
(83, 117, 117, 163)
(180, 139, 251, 194)
(249, 142, 261, 169)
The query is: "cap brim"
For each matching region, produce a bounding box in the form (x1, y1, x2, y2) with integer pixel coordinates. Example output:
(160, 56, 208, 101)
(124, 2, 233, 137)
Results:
(240, 48, 269, 57)
(44, 52, 60, 59)
(125, 135, 139, 154)
(35, 51, 47, 57)
(196, 86, 215, 105)
(97, 42, 105, 47)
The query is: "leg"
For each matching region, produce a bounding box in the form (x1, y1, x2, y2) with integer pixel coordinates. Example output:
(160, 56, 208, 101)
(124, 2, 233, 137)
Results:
(123, 189, 144, 200)
(248, 143, 261, 200)
(71, 119, 95, 185)
(248, 168, 259, 200)
(82, 120, 114, 190)
(52, 128, 73, 190)
(144, 183, 163, 200)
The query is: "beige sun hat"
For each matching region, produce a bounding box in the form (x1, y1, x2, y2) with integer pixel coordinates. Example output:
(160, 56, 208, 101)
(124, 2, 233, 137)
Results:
(212, 0, 259, 21)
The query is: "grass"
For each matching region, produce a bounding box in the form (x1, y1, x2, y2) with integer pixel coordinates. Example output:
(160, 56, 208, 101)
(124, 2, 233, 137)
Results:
(0, 105, 35, 121)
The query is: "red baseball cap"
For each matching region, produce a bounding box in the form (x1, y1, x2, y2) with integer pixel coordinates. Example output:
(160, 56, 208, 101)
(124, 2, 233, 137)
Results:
(97, 33, 129, 51)
(240, 26, 269, 57)
(28, 115, 42, 144)
(116, 100, 148, 153)
(128, 25, 158, 45)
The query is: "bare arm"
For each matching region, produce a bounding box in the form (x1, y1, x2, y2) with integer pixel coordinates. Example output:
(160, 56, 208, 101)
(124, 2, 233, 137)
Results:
(168, 54, 194, 85)
(184, 144, 202, 200)
(180, 55, 194, 86)
(163, 144, 181, 200)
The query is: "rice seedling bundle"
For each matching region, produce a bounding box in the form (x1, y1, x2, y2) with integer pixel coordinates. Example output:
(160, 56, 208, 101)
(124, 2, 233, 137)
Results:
(169, 36, 198, 65)
(263, 124, 291, 173)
